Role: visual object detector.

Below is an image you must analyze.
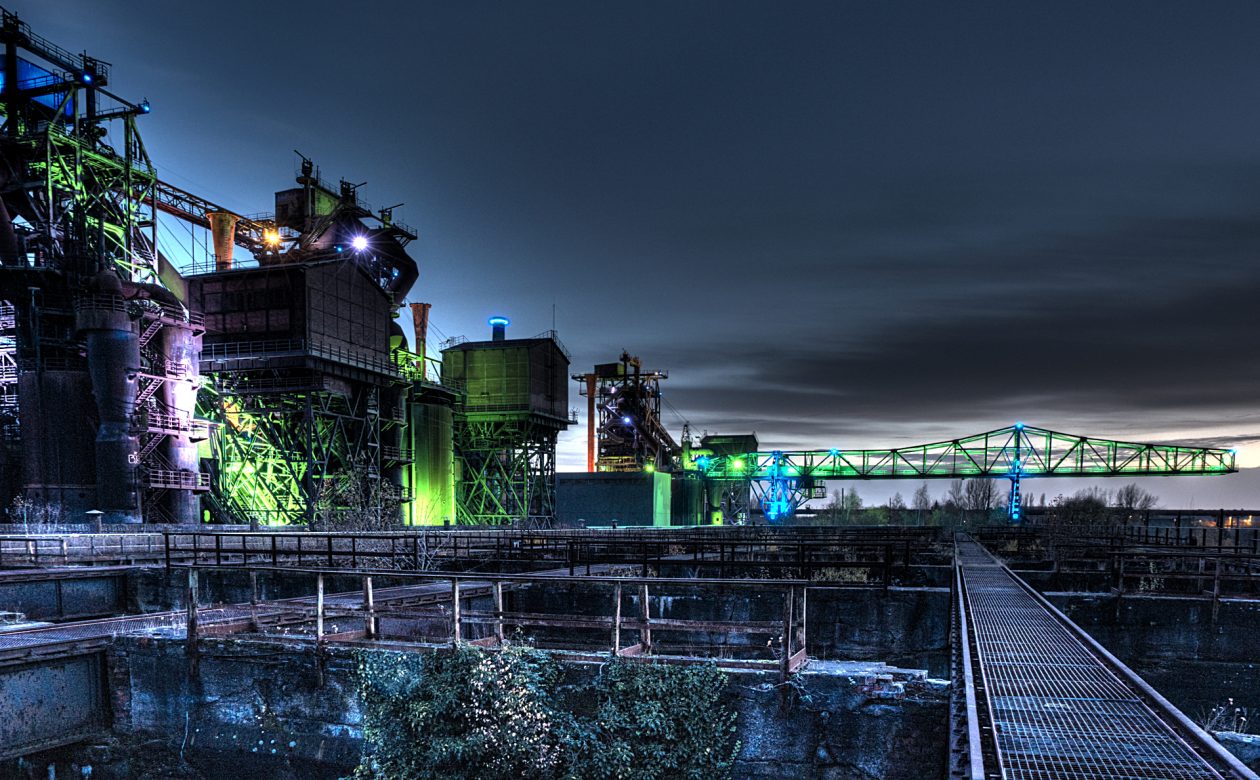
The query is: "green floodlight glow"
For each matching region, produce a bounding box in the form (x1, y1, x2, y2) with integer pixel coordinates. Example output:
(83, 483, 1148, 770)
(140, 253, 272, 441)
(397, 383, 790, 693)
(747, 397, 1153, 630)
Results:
(644, 463, 655, 473)
(703, 424, 1235, 481)
(715, 424, 1238, 524)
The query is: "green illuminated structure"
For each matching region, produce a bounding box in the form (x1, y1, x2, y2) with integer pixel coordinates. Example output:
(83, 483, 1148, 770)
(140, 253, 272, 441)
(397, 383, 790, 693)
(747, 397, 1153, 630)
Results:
(0, 7, 208, 522)
(696, 424, 1238, 523)
(442, 322, 571, 525)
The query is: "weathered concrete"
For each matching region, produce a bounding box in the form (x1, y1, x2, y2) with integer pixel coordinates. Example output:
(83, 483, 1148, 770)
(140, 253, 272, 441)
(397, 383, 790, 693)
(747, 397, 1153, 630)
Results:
(1051, 592, 1260, 722)
(1218, 732, 1260, 773)
(18, 636, 948, 779)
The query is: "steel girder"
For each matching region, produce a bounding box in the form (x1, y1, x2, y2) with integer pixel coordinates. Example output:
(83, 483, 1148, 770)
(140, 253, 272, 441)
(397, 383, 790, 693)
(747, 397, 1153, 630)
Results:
(697, 425, 1237, 522)
(452, 414, 558, 526)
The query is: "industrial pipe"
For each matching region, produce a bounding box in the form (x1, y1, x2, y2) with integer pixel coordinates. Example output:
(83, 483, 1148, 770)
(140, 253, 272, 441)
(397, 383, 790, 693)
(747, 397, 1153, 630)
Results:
(206, 210, 238, 271)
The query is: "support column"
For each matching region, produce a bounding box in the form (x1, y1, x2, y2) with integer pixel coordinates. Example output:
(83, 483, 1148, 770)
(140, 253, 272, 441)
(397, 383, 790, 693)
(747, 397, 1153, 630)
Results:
(1007, 473, 1023, 524)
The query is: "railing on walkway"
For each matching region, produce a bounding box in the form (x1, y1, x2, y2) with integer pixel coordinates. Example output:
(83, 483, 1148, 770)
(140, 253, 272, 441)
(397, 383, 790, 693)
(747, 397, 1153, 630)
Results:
(163, 526, 949, 584)
(176, 564, 810, 681)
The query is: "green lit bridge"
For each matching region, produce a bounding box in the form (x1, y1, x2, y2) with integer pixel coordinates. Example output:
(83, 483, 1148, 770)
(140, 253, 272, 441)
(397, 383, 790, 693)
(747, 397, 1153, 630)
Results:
(693, 424, 1237, 522)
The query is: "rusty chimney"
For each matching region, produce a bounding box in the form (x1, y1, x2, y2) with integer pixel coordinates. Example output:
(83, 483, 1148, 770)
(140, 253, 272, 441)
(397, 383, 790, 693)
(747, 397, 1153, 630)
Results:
(206, 211, 239, 271)
(409, 302, 432, 362)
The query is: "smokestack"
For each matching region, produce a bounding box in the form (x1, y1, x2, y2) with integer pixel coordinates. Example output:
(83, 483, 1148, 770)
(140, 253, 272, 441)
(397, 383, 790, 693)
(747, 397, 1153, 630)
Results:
(410, 302, 432, 361)
(489, 315, 509, 342)
(206, 211, 239, 271)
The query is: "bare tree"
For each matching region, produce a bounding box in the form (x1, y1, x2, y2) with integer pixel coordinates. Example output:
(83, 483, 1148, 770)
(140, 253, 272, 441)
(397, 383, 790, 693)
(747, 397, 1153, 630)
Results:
(887, 492, 906, 523)
(820, 490, 843, 523)
(1114, 483, 1159, 511)
(945, 480, 966, 510)
(912, 483, 932, 513)
(962, 478, 1003, 512)
(309, 478, 452, 571)
(7, 496, 67, 528)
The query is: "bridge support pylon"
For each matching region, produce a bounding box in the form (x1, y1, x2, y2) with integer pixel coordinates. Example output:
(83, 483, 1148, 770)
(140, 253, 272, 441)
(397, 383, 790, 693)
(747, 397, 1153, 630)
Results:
(1007, 473, 1022, 524)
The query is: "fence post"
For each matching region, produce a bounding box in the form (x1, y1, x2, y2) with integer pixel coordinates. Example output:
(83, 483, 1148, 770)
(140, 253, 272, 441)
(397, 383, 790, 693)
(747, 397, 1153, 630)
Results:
(316, 573, 325, 640)
(638, 583, 651, 651)
(451, 578, 461, 645)
(1211, 558, 1222, 625)
(247, 563, 259, 603)
(612, 582, 622, 655)
(780, 586, 795, 682)
(185, 568, 199, 675)
(796, 587, 807, 660)
(493, 581, 504, 645)
(364, 576, 376, 639)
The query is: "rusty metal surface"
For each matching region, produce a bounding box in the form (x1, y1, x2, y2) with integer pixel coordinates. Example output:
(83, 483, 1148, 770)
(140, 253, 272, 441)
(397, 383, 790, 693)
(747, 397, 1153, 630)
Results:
(0, 653, 107, 760)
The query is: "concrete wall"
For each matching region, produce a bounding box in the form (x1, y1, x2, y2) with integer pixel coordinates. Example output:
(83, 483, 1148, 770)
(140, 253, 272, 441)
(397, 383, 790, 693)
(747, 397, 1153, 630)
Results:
(556, 471, 672, 527)
(1052, 592, 1260, 726)
(83, 636, 945, 780)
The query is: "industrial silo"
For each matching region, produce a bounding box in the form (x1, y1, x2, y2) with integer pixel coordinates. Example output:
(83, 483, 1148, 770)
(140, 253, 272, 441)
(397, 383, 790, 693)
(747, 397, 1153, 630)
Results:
(407, 382, 457, 525)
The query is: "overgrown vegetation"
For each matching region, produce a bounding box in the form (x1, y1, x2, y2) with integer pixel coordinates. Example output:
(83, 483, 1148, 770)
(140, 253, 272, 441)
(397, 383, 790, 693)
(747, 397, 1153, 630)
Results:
(352, 644, 739, 780)
(1198, 699, 1252, 734)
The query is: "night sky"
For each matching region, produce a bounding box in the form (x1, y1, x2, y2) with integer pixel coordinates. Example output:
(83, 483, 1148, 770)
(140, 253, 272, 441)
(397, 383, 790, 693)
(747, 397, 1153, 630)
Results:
(26, 1, 1260, 505)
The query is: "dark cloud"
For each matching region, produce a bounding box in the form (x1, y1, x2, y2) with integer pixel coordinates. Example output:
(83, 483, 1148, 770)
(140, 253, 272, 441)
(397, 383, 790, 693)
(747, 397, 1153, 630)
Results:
(22, 1, 1260, 502)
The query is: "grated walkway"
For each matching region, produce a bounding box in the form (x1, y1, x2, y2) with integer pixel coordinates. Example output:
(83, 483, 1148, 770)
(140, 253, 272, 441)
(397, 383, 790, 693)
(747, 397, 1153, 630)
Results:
(956, 537, 1251, 780)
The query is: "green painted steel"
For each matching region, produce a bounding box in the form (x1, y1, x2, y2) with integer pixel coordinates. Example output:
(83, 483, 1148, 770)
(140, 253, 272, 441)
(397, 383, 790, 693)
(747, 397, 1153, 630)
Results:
(696, 425, 1237, 481)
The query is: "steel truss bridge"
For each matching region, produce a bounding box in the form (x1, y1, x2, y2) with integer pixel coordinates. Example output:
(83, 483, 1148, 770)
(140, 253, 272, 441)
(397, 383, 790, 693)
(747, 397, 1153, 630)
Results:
(695, 424, 1237, 522)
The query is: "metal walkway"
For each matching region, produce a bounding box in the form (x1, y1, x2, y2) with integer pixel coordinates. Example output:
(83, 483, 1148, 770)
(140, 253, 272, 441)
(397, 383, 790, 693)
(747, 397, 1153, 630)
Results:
(953, 536, 1257, 780)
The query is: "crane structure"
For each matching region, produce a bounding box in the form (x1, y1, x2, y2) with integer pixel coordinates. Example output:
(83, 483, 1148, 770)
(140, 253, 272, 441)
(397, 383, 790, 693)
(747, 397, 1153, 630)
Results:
(695, 424, 1238, 522)
(573, 352, 679, 473)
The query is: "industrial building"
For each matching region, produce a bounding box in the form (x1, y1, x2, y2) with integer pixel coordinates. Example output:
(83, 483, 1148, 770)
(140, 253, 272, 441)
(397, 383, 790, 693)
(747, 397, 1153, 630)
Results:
(441, 318, 572, 525)
(0, 6, 566, 528)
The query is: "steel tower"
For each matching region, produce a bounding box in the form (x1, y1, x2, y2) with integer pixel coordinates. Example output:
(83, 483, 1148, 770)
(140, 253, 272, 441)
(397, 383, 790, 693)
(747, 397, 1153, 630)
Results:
(0, 7, 206, 523)
(573, 352, 679, 473)
(442, 319, 572, 525)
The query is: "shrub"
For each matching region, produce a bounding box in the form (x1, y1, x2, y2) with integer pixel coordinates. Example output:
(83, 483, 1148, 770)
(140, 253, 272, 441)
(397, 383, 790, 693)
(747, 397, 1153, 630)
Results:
(352, 648, 738, 780)
(353, 643, 578, 779)
(578, 660, 739, 780)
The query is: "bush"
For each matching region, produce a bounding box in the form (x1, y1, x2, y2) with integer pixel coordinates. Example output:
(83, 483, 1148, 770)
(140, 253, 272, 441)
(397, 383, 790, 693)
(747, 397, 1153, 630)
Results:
(353, 643, 578, 779)
(352, 647, 739, 780)
(578, 660, 739, 780)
